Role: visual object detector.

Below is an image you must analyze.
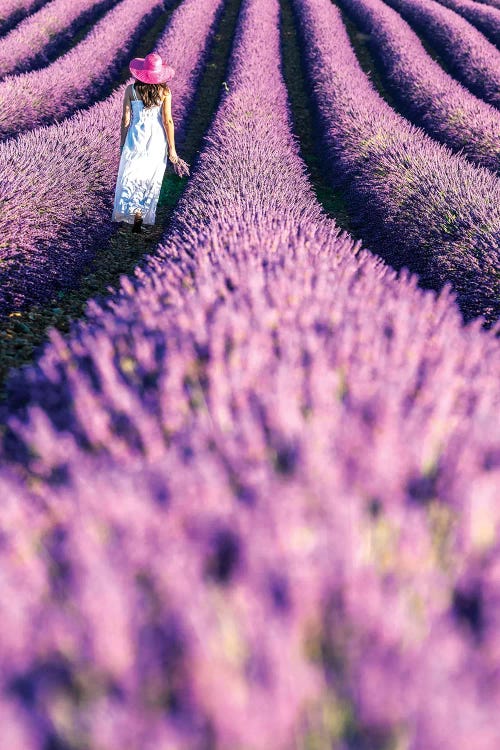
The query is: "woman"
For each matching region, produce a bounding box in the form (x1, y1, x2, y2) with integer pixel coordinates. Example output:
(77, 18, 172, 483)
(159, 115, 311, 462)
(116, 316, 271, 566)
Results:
(112, 52, 185, 233)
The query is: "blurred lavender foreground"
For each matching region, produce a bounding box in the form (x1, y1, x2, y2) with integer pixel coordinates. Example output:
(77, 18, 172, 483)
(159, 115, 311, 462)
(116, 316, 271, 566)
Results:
(0, 0, 499, 747)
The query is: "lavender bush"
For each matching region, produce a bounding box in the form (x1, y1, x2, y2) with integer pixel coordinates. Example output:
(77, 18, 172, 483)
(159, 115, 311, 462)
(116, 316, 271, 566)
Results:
(0, 0, 498, 746)
(0, 0, 47, 34)
(1, 0, 500, 744)
(290, 0, 500, 323)
(384, 0, 500, 108)
(0, 0, 224, 315)
(0, 0, 119, 79)
(0, 0, 166, 140)
(339, 0, 500, 172)
(435, 0, 500, 46)
(475, 0, 500, 10)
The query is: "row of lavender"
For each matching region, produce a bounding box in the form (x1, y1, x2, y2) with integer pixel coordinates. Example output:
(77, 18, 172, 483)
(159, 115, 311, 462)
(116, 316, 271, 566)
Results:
(0, 0, 224, 316)
(384, 0, 500, 107)
(338, 0, 500, 172)
(0, 0, 166, 140)
(478, 0, 500, 11)
(0, 0, 498, 324)
(291, 0, 500, 324)
(435, 0, 500, 46)
(0, 0, 119, 79)
(1, 0, 500, 747)
(0, 0, 46, 34)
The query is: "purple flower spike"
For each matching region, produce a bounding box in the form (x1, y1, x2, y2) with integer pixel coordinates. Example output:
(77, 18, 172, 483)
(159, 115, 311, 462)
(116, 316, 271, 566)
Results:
(172, 156, 191, 178)
(0, 0, 499, 747)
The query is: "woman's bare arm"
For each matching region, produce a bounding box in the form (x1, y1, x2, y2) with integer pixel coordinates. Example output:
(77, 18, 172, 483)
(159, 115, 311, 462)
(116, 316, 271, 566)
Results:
(120, 85, 132, 150)
(162, 88, 178, 162)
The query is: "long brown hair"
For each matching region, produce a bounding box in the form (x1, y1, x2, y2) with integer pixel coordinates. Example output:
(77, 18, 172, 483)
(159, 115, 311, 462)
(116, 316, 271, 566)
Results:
(133, 80, 170, 108)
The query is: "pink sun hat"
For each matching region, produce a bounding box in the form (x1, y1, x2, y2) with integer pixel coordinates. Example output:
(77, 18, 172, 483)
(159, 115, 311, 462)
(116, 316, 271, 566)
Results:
(129, 52, 175, 84)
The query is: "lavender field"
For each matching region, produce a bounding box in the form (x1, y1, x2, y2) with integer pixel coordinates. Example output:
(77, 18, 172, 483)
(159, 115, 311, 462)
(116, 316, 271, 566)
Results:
(0, 0, 499, 746)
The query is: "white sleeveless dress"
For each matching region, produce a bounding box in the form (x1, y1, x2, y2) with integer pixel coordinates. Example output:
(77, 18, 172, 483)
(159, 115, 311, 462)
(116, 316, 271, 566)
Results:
(112, 85, 168, 225)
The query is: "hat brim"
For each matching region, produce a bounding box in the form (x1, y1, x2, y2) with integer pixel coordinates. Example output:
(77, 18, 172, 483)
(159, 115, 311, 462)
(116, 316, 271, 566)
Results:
(129, 60, 175, 84)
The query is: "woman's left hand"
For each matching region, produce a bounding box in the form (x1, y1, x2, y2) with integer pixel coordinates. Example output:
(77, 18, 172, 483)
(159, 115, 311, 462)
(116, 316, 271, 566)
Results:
(169, 150, 179, 164)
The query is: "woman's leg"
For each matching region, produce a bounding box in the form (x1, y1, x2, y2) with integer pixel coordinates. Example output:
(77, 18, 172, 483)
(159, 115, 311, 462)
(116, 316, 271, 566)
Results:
(131, 210, 143, 233)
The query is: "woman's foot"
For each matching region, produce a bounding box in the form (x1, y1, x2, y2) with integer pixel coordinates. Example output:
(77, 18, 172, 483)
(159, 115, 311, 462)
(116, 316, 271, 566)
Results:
(131, 213, 143, 233)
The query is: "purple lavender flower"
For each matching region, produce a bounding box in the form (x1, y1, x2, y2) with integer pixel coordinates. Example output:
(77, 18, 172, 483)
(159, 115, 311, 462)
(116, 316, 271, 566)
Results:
(384, 0, 500, 107)
(338, 0, 500, 172)
(292, 0, 500, 323)
(0, 0, 119, 79)
(0, 0, 498, 747)
(435, 0, 500, 47)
